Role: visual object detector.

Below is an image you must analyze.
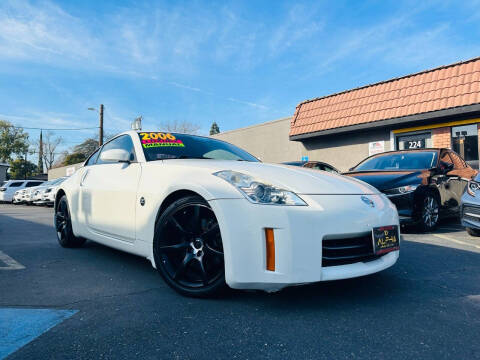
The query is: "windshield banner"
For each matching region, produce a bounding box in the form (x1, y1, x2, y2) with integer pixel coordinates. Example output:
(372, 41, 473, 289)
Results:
(139, 132, 185, 148)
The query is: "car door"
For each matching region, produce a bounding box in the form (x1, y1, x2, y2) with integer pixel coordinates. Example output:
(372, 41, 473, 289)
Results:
(80, 135, 141, 243)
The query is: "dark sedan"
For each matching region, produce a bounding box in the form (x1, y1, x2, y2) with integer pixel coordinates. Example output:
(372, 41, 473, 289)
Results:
(345, 148, 477, 231)
(282, 161, 339, 173)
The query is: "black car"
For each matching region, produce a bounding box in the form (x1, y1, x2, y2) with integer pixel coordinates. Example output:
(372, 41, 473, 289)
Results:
(282, 161, 339, 173)
(345, 148, 478, 231)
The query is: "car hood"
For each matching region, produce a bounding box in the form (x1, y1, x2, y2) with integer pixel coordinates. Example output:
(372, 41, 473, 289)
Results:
(157, 160, 379, 195)
(344, 170, 430, 191)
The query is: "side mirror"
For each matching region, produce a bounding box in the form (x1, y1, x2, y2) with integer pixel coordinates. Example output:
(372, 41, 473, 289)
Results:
(439, 161, 454, 173)
(99, 148, 131, 163)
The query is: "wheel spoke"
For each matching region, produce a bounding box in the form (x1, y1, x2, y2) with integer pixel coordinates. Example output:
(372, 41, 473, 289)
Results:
(204, 243, 223, 256)
(158, 242, 189, 252)
(196, 258, 208, 285)
(169, 216, 192, 235)
(190, 206, 201, 233)
(201, 223, 219, 238)
(173, 252, 194, 280)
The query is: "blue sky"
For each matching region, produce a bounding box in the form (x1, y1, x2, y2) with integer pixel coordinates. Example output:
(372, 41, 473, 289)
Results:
(1, 0, 480, 156)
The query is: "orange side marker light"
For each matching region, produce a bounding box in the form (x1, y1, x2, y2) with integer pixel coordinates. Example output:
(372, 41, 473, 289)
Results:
(265, 228, 275, 271)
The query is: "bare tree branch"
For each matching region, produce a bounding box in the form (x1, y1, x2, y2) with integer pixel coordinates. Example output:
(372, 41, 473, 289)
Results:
(160, 120, 201, 135)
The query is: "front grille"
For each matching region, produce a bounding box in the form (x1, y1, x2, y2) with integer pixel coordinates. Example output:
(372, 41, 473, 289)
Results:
(322, 233, 380, 267)
(463, 205, 480, 223)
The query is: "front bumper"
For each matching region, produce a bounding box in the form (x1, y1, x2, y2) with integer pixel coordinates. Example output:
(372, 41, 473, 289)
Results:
(461, 192, 480, 229)
(209, 194, 399, 292)
(384, 192, 416, 223)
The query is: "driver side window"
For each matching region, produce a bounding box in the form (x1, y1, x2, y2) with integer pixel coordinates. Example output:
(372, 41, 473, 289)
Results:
(97, 135, 136, 165)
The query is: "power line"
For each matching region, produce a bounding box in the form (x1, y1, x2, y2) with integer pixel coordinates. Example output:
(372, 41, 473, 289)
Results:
(9, 125, 99, 131)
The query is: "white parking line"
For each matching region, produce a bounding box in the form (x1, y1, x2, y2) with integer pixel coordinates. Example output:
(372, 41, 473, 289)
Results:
(0, 251, 25, 270)
(433, 234, 480, 250)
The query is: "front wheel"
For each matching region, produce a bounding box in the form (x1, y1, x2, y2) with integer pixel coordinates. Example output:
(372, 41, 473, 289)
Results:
(153, 195, 226, 297)
(467, 227, 480, 237)
(416, 193, 439, 232)
(55, 195, 86, 248)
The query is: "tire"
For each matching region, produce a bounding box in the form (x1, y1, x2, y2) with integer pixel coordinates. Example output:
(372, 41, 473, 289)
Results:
(55, 195, 86, 248)
(416, 192, 440, 232)
(467, 227, 480, 237)
(153, 195, 226, 298)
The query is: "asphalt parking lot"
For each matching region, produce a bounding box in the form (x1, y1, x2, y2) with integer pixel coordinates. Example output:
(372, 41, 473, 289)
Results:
(1, 204, 480, 360)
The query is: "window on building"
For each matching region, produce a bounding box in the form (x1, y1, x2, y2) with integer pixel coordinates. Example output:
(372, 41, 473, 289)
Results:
(396, 132, 432, 150)
(451, 124, 478, 169)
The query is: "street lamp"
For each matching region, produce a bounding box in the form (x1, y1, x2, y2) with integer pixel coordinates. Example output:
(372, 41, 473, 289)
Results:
(87, 105, 104, 146)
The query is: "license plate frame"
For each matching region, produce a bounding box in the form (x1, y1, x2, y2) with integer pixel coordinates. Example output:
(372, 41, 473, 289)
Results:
(372, 225, 400, 255)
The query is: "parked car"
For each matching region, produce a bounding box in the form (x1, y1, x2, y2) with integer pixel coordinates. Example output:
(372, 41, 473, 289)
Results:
(32, 178, 66, 205)
(0, 180, 44, 203)
(461, 173, 480, 236)
(54, 130, 399, 297)
(345, 148, 477, 231)
(41, 178, 67, 206)
(282, 161, 339, 173)
(12, 189, 25, 204)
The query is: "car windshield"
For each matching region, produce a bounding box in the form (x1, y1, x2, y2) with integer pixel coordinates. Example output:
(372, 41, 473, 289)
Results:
(139, 132, 259, 162)
(354, 151, 438, 171)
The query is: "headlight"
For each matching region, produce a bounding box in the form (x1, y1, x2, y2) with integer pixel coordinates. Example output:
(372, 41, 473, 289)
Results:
(45, 188, 52, 193)
(213, 170, 307, 206)
(467, 181, 480, 197)
(383, 184, 418, 196)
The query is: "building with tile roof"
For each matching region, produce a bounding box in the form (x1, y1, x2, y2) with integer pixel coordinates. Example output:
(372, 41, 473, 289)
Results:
(215, 57, 480, 171)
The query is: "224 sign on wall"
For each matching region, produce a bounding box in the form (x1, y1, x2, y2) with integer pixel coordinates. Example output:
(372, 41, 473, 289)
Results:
(407, 140, 425, 149)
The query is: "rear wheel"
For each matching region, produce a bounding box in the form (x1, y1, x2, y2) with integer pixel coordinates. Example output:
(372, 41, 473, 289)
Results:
(467, 227, 480, 237)
(416, 193, 439, 232)
(55, 195, 86, 248)
(153, 195, 226, 297)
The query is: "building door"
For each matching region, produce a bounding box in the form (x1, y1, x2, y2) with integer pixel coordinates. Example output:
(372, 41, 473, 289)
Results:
(396, 132, 432, 150)
(451, 124, 479, 169)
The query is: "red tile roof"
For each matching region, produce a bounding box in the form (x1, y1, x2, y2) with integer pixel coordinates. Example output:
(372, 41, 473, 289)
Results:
(290, 57, 480, 137)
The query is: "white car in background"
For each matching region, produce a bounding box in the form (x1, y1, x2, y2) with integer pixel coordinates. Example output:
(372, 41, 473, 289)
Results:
(32, 178, 66, 205)
(13, 189, 25, 204)
(54, 131, 400, 297)
(41, 178, 67, 206)
(0, 180, 44, 203)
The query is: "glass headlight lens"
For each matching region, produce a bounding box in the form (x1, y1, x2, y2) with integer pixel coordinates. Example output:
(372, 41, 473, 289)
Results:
(383, 185, 418, 196)
(214, 170, 307, 206)
(467, 181, 480, 197)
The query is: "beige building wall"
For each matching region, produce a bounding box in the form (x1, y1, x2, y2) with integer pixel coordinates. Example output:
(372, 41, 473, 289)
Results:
(213, 117, 305, 163)
(214, 118, 391, 172)
(48, 162, 83, 180)
(301, 128, 391, 171)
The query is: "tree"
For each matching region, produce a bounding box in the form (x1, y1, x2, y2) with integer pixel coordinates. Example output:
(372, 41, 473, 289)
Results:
(160, 120, 200, 134)
(0, 121, 29, 162)
(73, 138, 99, 157)
(37, 130, 44, 173)
(8, 158, 37, 179)
(63, 152, 86, 165)
(209, 122, 220, 135)
(39, 131, 63, 170)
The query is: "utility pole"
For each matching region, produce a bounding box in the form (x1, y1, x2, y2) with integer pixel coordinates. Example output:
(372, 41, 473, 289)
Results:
(99, 104, 104, 146)
(38, 130, 44, 174)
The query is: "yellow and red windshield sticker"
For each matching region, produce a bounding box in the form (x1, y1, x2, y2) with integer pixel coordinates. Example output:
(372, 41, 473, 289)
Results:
(139, 132, 185, 148)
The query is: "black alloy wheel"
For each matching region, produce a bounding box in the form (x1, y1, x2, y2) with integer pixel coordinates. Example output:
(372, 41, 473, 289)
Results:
(153, 195, 225, 297)
(418, 193, 439, 232)
(55, 195, 86, 248)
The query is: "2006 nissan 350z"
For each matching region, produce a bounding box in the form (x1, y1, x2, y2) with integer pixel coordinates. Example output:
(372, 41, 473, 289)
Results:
(54, 131, 400, 297)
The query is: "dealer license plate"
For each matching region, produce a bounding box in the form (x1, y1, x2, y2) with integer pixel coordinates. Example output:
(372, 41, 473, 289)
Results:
(372, 225, 399, 255)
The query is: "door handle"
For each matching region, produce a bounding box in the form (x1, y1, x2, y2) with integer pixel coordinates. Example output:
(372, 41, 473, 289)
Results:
(80, 169, 89, 187)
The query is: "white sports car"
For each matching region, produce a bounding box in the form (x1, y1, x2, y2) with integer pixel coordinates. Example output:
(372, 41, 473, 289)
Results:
(54, 131, 400, 297)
